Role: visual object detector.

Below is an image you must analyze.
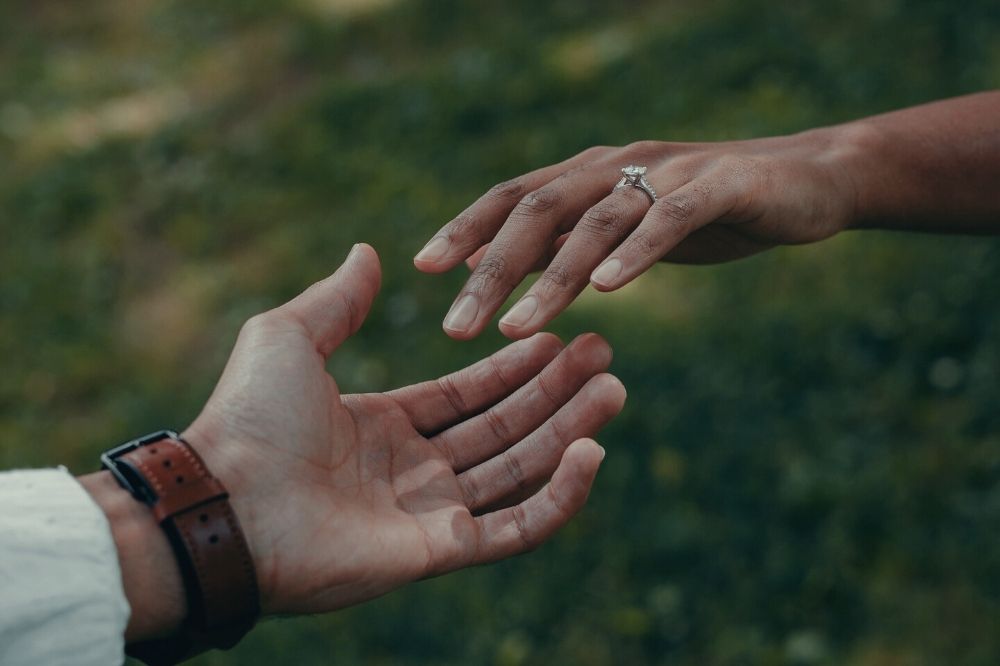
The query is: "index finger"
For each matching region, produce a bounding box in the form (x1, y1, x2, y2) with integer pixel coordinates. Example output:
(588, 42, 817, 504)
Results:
(413, 146, 612, 274)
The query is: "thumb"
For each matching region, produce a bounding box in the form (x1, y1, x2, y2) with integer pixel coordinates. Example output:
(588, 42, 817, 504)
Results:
(280, 243, 382, 357)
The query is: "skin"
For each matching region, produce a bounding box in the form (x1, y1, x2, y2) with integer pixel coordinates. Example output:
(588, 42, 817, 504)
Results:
(413, 91, 1000, 340)
(80, 244, 626, 644)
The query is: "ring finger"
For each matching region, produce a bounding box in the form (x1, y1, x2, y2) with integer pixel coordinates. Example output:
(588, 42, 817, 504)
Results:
(498, 164, 693, 338)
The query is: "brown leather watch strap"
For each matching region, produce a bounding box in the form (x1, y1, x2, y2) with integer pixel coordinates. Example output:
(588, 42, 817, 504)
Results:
(115, 435, 260, 664)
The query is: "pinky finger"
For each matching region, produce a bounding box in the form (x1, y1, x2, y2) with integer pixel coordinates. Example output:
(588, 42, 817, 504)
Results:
(472, 438, 604, 564)
(589, 177, 736, 291)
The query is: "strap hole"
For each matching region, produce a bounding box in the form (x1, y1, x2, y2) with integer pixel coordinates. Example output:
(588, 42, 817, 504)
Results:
(176, 475, 184, 484)
(209, 535, 219, 544)
(150, 448, 158, 454)
(199, 514, 208, 523)
(163, 460, 172, 468)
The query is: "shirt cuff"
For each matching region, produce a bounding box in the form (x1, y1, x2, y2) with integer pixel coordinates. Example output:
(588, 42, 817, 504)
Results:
(0, 468, 130, 666)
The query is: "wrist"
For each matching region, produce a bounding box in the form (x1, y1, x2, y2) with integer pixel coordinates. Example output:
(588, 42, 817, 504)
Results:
(181, 420, 277, 614)
(828, 120, 891, 229)
(78, 471, 187, 642)
(804, 120, 887, 232)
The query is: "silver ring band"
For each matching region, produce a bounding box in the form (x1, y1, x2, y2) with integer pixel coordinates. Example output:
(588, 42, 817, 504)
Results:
(614, 164, 657, 204)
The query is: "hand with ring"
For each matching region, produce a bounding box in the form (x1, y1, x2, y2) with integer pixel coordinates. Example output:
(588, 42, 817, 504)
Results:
(414, 134, 856, 340)
(413, 92, 1000, 340)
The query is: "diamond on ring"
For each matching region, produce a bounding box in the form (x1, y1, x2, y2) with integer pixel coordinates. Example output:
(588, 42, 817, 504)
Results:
(614, 164, 657, 203)
(622, 165, 647, 180)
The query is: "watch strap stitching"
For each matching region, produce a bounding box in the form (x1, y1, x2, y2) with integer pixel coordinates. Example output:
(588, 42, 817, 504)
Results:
(106, 431, 260, 664)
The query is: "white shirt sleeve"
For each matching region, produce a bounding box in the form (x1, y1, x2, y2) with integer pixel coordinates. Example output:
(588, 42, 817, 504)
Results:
(0, 468, 130, 666)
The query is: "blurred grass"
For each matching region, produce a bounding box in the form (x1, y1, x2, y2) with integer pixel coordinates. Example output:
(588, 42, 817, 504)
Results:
(2, 0, 1000, 664)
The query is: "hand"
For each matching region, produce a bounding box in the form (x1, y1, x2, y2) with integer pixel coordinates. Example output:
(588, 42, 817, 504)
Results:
(184, 244, 626, 616)
(414, 127, 861, 339)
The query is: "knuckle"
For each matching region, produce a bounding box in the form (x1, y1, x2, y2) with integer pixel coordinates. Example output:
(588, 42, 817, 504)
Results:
(511, 505, 537, 551)
(334, 287, 360, 335)
(473, 254, 508, 281)
(484, 408, 512, 445)
(666, 156, 700, 180)
(547, 482, 571, 518)
(459, 472, 481, 508)
(502, 451, 529, 493)
(467, 254, 514, 293)
(623, 229, 659, 258)
(535, 371, 562, 408)
(515, 188, 563, 217)
(538, 264, 575, 292)
(448, 213, 479, 240)
(715, 153, 754, 175)
(554, 164, 586, 182)
(487, 355, 513, 392)
(437, 375, 469, 417)
(487, 178, 527, 201)
(546, 411, 569, 447)
(579, 145, 610, 159)
(624, 140, 661, 157)
(579, 203, 630, 238)
(656, 194, 698, 227)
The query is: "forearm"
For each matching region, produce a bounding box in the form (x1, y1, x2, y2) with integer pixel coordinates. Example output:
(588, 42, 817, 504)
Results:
(78, 471, 186, 643)
(834, 91, 1000, 233)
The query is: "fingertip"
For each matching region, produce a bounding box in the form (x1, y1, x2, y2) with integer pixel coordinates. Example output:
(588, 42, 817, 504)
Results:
(567, 437, 605, 464)
(558, 438, 604, 495)
(442, 319, 487, 341)
(464, 244, 489, 273)
(523, 331, 565, 358)
(533, 330, 565, 348)
(573, 373, 627, 429)
(590, 257, 624, 291)
(590, 278, 621, 292)
(593, 373, 628, 413)
(576, 331, 610, 347)
(498, 320, 542, 341)
(442, 323, 474, 340)
(570, 332, 614, 368)
(498, 331, 563, 373)
(414, 257, 456, 274)
(351, 243, 382, 290)
(355, 241, 380, 265)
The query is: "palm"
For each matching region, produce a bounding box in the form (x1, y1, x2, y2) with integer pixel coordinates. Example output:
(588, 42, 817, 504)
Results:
(188, 245, 625, 616)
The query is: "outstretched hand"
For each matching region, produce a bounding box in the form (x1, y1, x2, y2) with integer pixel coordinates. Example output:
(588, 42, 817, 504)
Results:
(414, 129, 860, 340)
(185, 244, 626, 615)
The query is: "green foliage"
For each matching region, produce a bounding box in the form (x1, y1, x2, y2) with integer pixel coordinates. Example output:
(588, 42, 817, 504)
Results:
(2, 0, 999, 663)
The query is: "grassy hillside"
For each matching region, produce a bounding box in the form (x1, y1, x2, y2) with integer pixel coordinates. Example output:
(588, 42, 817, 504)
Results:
(1, 1, 999, 663)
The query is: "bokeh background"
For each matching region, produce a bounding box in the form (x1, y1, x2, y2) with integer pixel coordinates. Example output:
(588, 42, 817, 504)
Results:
(3, 0, 1000, 664)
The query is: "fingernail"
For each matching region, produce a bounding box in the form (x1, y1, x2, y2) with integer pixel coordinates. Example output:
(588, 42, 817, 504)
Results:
(415, 236, 450, 263)
(444, 294, 479, 333)
(597, 445, 607, 460)
(591, 258, 622, 287)
(499, 295, 538, 328)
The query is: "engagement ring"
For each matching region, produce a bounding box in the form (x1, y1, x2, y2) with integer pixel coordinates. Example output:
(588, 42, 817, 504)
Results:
(614, 165, 657, 204)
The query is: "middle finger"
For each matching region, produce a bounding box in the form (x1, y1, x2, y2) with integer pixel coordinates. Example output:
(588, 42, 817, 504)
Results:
(497, 185, 651, 338)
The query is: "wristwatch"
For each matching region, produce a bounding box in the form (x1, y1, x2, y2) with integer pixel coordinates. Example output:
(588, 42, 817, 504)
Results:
(101, 430, 260, 665)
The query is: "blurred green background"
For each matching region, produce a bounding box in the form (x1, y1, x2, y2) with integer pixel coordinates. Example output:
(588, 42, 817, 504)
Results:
(2, 0, 1000, 664)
